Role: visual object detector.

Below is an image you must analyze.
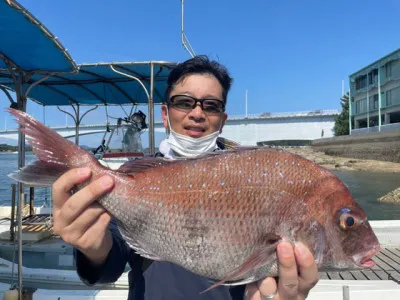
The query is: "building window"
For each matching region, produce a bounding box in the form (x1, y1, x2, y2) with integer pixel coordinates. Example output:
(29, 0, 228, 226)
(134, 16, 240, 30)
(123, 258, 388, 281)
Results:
(387, 90, 392, 106)
(369, 95, 378, 110)
(368, 69, 378, 85)
(355, 98, 367, 114)
(373, 94, 379, 109)
(386, 62, 392, 78)
(355, 75, 367, 90)
(386, 86, 400, 106)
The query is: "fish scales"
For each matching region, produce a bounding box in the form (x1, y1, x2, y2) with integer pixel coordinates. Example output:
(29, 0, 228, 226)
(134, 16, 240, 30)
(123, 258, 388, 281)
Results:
(7, 108, 381, 289)
(95, 150, 315, 280)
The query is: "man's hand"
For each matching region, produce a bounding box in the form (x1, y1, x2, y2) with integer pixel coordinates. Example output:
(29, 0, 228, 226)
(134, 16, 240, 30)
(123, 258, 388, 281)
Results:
(245, 242, 319, 300)
(52, 167, 115, 266)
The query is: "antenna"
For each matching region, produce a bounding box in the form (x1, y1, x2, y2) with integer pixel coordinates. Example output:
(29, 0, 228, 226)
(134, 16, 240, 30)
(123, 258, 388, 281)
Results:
(180, 0, 196, 57)
(245, 90, 248, 118)
(342, 80, 345, 96)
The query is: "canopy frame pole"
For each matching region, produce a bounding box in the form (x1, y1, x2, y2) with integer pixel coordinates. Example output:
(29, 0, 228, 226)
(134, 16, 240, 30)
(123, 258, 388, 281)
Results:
(109, 65, 156, 153)
(3, 58, 27, 300)
(149, 62, 155, 154)
(57, 104, 98, 145)
(180, 0, 196, 57)
(0, 86, 16, 106)
(109, 65, 150, 99)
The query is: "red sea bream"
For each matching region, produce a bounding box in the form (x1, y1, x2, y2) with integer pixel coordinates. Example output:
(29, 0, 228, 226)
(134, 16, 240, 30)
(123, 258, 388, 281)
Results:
(8, 108, 380, 290)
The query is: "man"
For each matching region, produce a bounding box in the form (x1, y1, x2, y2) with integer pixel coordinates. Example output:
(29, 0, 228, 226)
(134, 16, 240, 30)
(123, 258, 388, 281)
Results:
(52, 56, 319, 299)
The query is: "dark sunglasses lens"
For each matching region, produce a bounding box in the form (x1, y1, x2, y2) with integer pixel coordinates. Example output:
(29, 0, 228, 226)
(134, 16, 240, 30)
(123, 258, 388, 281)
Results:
(170, 96, 195, 110)
(203, 100, 224, 114)
(169, 96, 224, 114)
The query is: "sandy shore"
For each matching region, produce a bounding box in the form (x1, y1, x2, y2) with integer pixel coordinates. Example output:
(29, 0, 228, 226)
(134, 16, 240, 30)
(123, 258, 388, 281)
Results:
(283, 146, 400, 173)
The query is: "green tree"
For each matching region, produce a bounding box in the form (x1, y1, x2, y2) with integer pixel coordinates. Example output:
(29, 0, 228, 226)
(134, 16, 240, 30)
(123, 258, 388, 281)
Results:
(334, 92, 350, 136)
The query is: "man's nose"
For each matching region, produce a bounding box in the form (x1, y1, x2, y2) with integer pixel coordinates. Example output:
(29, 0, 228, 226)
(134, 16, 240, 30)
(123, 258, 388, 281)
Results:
(188, 103, 206, 120)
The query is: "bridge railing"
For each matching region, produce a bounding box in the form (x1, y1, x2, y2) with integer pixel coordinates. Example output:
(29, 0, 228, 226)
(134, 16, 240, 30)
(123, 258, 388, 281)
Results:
(227, 109, 340, 120)
(0, 109, 341, 133)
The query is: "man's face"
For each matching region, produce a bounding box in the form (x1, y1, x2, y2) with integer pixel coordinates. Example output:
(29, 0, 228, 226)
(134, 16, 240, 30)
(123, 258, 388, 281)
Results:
(162, 74, 227, 138)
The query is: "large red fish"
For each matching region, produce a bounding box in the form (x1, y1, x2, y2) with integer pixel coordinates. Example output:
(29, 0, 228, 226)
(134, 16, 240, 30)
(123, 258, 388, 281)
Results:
(8, 108, 380, 290)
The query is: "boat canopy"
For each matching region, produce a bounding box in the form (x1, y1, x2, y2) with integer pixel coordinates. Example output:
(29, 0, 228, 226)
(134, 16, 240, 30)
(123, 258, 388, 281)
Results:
(0, 2, 177, 108)
(0, 0, 77, 73)
(1, 62, 177, 106)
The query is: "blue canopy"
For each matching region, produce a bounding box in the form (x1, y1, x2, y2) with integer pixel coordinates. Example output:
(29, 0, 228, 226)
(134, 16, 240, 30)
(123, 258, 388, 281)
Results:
(0, 62, 177, 105)
(0, 1, 176, 106)
(0, 0, 77, 73)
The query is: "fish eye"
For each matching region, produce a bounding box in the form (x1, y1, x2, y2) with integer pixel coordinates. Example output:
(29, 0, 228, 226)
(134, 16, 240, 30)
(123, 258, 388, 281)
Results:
(339, 209, 358, 231)
(346, 216, 355, 227)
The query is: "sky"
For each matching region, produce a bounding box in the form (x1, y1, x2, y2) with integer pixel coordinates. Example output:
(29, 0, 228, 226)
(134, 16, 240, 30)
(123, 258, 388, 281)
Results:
(1, 0, 400, 146)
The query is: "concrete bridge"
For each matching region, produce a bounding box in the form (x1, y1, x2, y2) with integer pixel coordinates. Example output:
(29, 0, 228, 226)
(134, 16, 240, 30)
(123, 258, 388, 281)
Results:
(0, 109, 340, 146)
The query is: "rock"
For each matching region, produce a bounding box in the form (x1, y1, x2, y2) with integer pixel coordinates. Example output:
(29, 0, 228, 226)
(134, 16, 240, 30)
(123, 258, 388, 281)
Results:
(378, 187, 400, 204)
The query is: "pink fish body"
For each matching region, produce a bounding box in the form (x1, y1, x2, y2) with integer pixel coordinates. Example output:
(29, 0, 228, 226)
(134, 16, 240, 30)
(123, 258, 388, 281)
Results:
(8, 108, 380, 289)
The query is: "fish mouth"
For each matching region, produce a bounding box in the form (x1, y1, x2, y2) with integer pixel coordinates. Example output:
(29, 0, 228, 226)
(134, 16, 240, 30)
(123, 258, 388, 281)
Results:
(358, 245, 381, 268)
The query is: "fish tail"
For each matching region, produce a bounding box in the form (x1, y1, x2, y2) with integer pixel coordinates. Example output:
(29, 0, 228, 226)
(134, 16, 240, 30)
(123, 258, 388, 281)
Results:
(7, 108, 100, 186)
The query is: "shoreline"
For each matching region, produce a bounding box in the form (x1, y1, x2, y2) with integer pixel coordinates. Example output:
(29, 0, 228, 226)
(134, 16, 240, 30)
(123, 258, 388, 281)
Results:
(283, 146, 400, 173)
(284, 146, 400, 203)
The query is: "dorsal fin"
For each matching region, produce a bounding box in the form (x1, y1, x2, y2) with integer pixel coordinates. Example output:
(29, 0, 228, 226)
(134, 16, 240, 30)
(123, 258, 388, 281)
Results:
(116, 157, 177, 174)
(115, 147, 262, 175)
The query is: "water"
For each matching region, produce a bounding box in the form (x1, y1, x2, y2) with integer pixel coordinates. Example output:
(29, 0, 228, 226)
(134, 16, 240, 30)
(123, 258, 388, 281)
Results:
(332, 170, 400, 220)
(0, 153, 52, 208)
(0, 153, 399, 220)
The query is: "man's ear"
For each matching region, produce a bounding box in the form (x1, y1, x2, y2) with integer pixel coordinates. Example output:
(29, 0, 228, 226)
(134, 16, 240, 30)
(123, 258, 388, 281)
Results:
(161, 105, 169, 129)
(220, 113, 228, 133)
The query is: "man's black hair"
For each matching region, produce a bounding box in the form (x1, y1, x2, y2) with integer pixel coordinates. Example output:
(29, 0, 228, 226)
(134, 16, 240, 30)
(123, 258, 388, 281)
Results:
(165, 55, 233, 103)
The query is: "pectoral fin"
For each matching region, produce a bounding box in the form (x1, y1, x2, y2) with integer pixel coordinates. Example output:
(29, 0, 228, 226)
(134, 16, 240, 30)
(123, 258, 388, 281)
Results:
(201, 234, 280, 294)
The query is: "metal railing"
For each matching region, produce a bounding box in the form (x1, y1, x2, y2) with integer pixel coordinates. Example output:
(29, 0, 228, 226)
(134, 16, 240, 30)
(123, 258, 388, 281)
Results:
(227, 109, 340, 120)
(0, 110, 341, 133)
(351, 122, 400, 135)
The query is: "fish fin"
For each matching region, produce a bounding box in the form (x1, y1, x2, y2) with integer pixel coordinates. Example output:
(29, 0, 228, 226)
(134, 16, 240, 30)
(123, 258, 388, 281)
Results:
(201, 235, 280, 294)
(116, 147, 264, 175)
(115, 157, 177, 174)
(216, 137, 241, 149)
(114, 152, 235, 174)
(8, 161, 69, 187)
(7, 108, 98, 169)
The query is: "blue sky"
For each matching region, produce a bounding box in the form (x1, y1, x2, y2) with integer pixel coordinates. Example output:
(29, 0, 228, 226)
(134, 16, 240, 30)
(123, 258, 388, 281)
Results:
(1, 0, 400, 146)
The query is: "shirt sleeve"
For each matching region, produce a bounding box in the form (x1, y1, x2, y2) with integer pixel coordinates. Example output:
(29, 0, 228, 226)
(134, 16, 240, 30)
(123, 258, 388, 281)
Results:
(74, 218, 132, 285)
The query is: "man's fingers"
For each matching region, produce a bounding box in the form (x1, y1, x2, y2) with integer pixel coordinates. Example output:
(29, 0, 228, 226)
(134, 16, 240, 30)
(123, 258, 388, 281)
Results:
(245, 278, 278, 300)
(78, 212, 112, 249)
(244, 281, 258, 300)
(52, 168, 92, 210)
(58, 175, 114, 226)
(295, 242, 319, 295)
(258, 277, 278, 299)
(62, 203, 107, 241)
(277, 242, 298, 300)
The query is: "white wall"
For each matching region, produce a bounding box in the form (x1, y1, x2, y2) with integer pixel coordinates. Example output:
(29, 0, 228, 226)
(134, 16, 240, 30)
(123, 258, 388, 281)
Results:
(220, 117, 335, 146)
(0, 116, 337, 147)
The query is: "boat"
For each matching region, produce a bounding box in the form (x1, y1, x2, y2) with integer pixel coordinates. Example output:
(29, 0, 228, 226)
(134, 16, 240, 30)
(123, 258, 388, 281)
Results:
(0, 216, 399, 299)
(0, 1, 399, 299)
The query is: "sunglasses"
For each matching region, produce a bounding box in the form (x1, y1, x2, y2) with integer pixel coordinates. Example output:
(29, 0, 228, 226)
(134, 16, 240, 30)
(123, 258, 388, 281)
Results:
(168, 95, 225, 115)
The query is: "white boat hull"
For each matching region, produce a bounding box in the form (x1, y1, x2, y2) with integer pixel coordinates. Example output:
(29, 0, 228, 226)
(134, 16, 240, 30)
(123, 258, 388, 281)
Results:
(0, 205, 399, 299)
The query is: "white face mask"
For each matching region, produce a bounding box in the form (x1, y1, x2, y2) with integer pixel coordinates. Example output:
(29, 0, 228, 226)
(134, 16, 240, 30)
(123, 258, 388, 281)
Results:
(165, 109, 221, 158)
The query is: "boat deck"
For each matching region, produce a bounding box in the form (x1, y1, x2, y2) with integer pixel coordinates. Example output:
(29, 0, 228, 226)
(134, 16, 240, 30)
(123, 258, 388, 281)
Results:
(320, 247, 400, 283)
